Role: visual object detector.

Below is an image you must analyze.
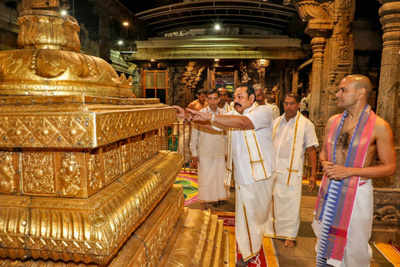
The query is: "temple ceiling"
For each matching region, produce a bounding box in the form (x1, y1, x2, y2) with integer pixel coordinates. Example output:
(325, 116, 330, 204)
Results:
(133, 0, 300, 36)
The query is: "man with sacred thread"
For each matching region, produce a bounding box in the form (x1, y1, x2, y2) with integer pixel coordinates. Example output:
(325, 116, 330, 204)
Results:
(174, 84, 275, 267)
(314, 74, 396, 267)
(264, 93, 318, 248)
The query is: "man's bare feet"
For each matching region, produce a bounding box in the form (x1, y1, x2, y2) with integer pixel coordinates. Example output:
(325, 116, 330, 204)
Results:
(284, 239, 296, 248)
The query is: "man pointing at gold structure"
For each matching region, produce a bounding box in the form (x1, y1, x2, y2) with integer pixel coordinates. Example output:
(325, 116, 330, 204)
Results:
(177, 84, 275, 266)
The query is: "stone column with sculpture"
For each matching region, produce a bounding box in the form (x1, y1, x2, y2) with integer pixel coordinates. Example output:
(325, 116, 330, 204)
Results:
(295, 0, 333, 139)
(374, 0, 400, 245)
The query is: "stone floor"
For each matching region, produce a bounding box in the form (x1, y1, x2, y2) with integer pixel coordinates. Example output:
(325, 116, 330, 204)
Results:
(187, 186, 393, 267)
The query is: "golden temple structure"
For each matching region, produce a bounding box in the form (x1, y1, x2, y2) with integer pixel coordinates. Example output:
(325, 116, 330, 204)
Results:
(0, 0, 227, 266)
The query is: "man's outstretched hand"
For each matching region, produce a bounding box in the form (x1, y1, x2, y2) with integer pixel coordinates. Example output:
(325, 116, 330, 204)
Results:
(172, 105, 192, 121)
(186, 108, 212, 122)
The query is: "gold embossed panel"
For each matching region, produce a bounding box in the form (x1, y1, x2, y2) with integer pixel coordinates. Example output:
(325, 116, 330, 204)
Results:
(0, 133, 163, 198)
(0, 185, 185, 267)
(0, 107, 175, 149)
(0, 152, 19, 194)
(22, 152, 56, 195)
(0, 151, 183, 264)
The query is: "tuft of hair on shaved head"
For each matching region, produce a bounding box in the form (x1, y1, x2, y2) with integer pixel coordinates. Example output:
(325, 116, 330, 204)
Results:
(345, 74, 373, 97)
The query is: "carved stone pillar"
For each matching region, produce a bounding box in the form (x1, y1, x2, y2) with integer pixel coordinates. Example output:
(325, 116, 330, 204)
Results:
(292, 69, 299, 94)
(296, 0, 355, 142)
(377, 1, 400, 188)
(309, 37, 326, 123)
(295, 0, 333, 141)
(324, 0, 356, 120)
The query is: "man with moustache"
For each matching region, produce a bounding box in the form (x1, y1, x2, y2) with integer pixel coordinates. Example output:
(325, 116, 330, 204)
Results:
(184, 84, 275, 267)
(190, 89, 228, 208)
(314, 74, 396, 267)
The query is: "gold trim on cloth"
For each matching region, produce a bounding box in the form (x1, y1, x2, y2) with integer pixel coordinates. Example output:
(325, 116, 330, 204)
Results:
(272, 113, 301, 185)
(271, 195, 277, 236)
(263, 234, 297, 241)
(242, 204, 254, 256)
(225, 129, 233, 187)
(286, 113, 301, 185)
(243, 130, 268, 181)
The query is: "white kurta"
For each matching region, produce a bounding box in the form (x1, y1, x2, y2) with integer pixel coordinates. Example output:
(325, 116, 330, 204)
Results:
(228, 104, 275, 260)
(265, 112, 318, 240)
(190, 107, 227, 202)
(312, 179, 373, 267)
(267, 103, 280, 120)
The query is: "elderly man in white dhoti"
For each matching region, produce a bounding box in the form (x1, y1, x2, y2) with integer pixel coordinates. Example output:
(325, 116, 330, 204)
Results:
(264, 93, 318, 248)
(177, 84, 275, 266)
(190, 89, 228, 209)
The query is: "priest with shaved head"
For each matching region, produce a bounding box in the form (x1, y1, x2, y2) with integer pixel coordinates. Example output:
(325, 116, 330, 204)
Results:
(314, 74, 396, 267)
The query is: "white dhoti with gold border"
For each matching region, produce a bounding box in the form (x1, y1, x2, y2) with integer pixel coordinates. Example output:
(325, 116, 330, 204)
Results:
(264, 112, 318, 240)
(190, 107, 227, 202)
(264, 171, 302, 240)
(236, 179, 273, 261)
(224, 104, 275, 260)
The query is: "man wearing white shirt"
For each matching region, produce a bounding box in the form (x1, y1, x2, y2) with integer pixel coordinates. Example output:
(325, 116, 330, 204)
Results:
(266, 93, 280, 119)
(254, 84, 279, 120)
(264, 93, 318, 247)
(190, 89, 228, 208)
(187, 84, 275, 266)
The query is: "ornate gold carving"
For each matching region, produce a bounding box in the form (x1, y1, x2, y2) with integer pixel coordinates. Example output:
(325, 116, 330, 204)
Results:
(59, 153, 82, 197)
(0, 0, 189, 264)
(18, 15, 80, 52)
(0, 151, 183, 264)
(0, 107, 175, 149)
(0, 184, 184, 267)
(88, 151, 103, 194)
(95, 108, 176, 147)
(20, 0, 61, 11)
(109, 185, 184, 267)
(0, 95, 160, 106)
(0, 0, 135, 98)
(23, 152, 55, 195)
(0, 152, 17, 193)
(0, 136, 164, 197)
(0, 49, 134, 97)
(103, 144, 123, 184)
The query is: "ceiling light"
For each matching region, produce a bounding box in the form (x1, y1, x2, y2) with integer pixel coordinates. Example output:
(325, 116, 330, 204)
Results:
(214, 23, 221, 31)
(122, 21, 129, 27)
(117, 40, 124, 46)
(259, 59, 270, 67)
(60, 9, 68, 16)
